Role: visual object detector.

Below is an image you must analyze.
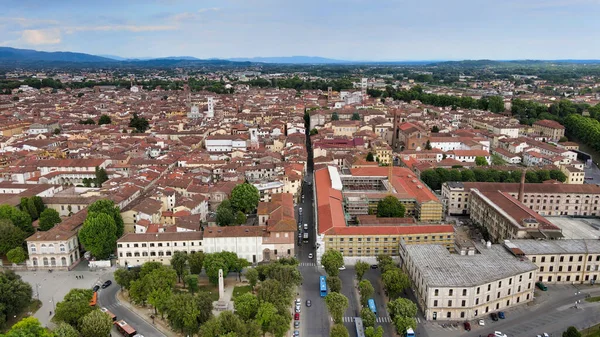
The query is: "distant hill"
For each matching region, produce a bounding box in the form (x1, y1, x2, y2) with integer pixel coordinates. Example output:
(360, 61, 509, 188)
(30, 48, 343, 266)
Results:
(227, 56, 352, 64)
(0, 47, 115, 63)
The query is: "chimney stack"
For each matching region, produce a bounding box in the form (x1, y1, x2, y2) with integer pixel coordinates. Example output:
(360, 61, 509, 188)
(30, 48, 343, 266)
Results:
(518, 169, 526, 202)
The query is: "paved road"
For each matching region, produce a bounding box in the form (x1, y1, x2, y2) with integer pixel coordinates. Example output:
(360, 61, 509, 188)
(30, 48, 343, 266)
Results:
(97, 272, 166, 337)
(419, 284, 600, 337)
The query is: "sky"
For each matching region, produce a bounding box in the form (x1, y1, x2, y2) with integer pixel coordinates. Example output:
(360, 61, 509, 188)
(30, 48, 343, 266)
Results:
(0, 0, 599, 61)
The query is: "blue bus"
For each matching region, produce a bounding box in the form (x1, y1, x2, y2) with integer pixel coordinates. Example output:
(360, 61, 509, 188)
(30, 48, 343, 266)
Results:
(368, 298, 377, 315)
(319, 276, 327, 297)
(354, 317, 366, 337)
(405, 328, 415, 337)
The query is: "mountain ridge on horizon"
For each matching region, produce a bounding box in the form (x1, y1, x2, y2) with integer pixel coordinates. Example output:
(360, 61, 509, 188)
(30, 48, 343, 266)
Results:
(2, 46, 600, 65)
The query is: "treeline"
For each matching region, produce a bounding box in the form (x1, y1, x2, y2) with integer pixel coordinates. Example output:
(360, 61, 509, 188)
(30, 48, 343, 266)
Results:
(247, 76, 355, 91)
(511, 98, 599, 125)
(564, 114, 600, 153)
(420, 167, 567, 190)
(368, 86, 506, 113)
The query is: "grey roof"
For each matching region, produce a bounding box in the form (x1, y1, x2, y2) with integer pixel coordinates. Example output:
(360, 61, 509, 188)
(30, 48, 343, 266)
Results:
(509, 239, 600, 255)
(406, 244, 537, 287)
(446, 181, 465, 189)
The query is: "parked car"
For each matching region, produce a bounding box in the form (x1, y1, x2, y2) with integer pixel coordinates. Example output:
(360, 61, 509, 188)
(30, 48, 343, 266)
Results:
(93, 285, 100, 292)
(479, 319, 485, 326)
(370, 264, 378, 269)
(294, 313, 300, 320)
(498, 311, 505, 319)
(463, 322, 471, 331)
(303, 223, 308, 230)
(101, 280, 112, 289)
(338, 266, 346, 270)
(308, 253, 313, 259)
(294, 321, 300, 328)
(306, 300, 311, 307)
(490, 312, 498, 321)
(536, 281, 548, 291)
(299, 207, 302, 214)
(293, 331, 300, 336)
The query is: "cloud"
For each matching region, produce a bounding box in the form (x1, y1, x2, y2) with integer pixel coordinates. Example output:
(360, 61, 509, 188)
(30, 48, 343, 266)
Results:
(21, 28, 61, 45)
(65, 25, 177, 33)
(169, 8, 220, 22)
(0, 17, 59, 28)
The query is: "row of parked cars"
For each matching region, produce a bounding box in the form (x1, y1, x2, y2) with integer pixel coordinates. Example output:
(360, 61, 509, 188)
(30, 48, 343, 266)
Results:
(92, 280, 112, 292)
(463, 311, 506, 331)
(292, 298, 311, 336)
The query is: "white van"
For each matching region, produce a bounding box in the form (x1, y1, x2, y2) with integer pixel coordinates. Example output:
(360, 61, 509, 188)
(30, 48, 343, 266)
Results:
(303, 223, 308, 230)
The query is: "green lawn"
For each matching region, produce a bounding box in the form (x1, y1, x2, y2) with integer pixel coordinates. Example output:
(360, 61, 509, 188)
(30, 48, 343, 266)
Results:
(581, 324, 600, 337)
(586, 296, 600, 303)
(1, 299, 41, 333)
(197, 285, 220, 301)
(231, 285, 252, 300)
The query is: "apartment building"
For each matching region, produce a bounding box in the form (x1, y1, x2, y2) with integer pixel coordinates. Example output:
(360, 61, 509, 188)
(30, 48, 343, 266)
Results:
(401, 242, 537, 321)
(533, 119, 565, 141)
(116, 232, 204, 267)
(26, 229, 81, 270)
(442, 181, 600, 217)
(469, 188, 563, 242)
(509, 239, 600, 284)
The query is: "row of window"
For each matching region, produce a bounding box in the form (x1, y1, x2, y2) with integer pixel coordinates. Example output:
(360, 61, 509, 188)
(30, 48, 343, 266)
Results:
(533, 255, 600, 263)
(433, 284, 531, 307)
(328, 235, 452, 243)
(120, 250, 200, 258)
(432, 294, 531, 319)
(433, 274, 533, 297)
(117, 241, 200, 248)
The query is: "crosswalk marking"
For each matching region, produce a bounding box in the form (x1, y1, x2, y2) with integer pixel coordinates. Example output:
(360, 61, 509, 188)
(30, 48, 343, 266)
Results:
(299, 262, 316, 267)
(333, 316, 392, 323)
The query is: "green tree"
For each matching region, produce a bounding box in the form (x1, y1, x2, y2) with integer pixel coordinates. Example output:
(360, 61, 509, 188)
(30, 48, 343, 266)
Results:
(376, 196, 406, 217)
(2, 317, 52, 337)
(360, 307, 376, 328)
(233, 292, 259, 321)
(170, 251, 188, 283)
(491, 154, 507, 166)
(321, 249, 344, 277)
(188, 251, 205, 274)
(54, 289, 94, 328)
(488, 96, 505, 113)
(6, 247, 27, 264)
(365, 326, 384, 337)
(387, 297, 418, 319)
(563, 326, 582, 337)
(257, 279, 291, 308)
(331, 112, 339, 121)
(245, 268, 259, 290)
(358, 279, 374, 306)
(330, 323, 349, 337)
(309, 128, 318, 136)
(26, 198, 38, 220)
(78, 213, 117, 259)
(87, 199, 124, 238)
(0, 204, 33, 235)
(559, 136, 569, 142)
(475, 156, 488, 166)
(32, 196, 45, 214)
(327, 276, 342, 293)
(256, 302, 278, 335)
(148, 287, 172, 319)
(234, 211, 247, 225)
(129, 113, 150, 133)
(366, 152, 375, 162)
(216, 199, 235, 226)
(230, 183, 260, 214)
(53, 323, 79, 337)
(382, 268, 411, 299)
(392, 316, 416, 335)
(0, 270, 33, 330)
(351, 112, 361, 121)
(204, 253, 229, 285)
(431, 125, 440, 133)
(38, 208, 61, 231)
(79, 309, 112, 337)
(376, 254, 395, 273)
(166, 293, 201, 336)
(95, 167, 109, 187)
(425, 140, 432, 150)
(325, 292, 348, 324)
(114, 267, 139, 291)
(0, 220, 26, 255)
(185, 275, 199, 294)
(355, 260, 369, 281)
(98, 114, 112, 125)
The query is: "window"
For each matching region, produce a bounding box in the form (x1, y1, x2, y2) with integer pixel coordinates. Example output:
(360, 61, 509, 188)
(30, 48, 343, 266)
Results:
(551, 256, 555, 262)
(462, 289, 467, 296)
(498, 281, 502, 288)
(541, 257, 545, 263)
(461, 300, 466, 307)
(117, 244, 122, 248)
(476, 287, 480, 295)
(497, 292, 501, 299)
(433, 300, 438, 307)
(579, 256, 583, 262)
(447, 312, 451, 318)
(475, 298, 479, 305)
(448, 300, 452, 307)
(449, 289, 453, 296)
(509, 278, 512, 285)
(488, 284, 491, 291)
(486, 295, 490, 302)
(434, 289, 439, 296)
(142, 243, 147, 247)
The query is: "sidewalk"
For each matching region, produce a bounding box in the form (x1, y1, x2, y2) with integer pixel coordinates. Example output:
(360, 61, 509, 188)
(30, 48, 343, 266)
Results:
(116, 291, 181, 337)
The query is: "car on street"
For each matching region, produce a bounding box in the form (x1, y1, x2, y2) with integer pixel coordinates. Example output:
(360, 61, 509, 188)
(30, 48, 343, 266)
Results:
(498, 311, 505, 319)
(296, 298, 301, 304)
(463, 322, 471, 331)
(303, 223, 308, 230)
(294, 313, 300, 320)
(479, 319, 485, 326)
(306, 300, 311, 307)
(294, 321, 300, 328)
(93, 285, 100, 292)
(101, 280, 112, 289)
(490, 312, 498, 321)
(293, 331, 299, 336)
(308, 253, 313, 259)
(299, 207, 302, 215)
(295, 306, 301, 313)
(338, 265, 346, 270)
(536, 281, 548, 291)
(370, 264, 378, 269)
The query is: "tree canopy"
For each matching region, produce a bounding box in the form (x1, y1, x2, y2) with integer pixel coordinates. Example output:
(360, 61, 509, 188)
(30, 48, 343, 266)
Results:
(0, 220, 27, 255)
(79, 309, 112, 337)
(376, 196, 406, 217)
(321, 249, 344, 277)
(78, 213, 117, 259)
(129, 113, 150, 133)
(0, 271, 33, 329)
(230, 183, 260, 214)
(98, 114, 112, 125)
(87, 199, 124, 238)
(38, 208, 61, 231)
